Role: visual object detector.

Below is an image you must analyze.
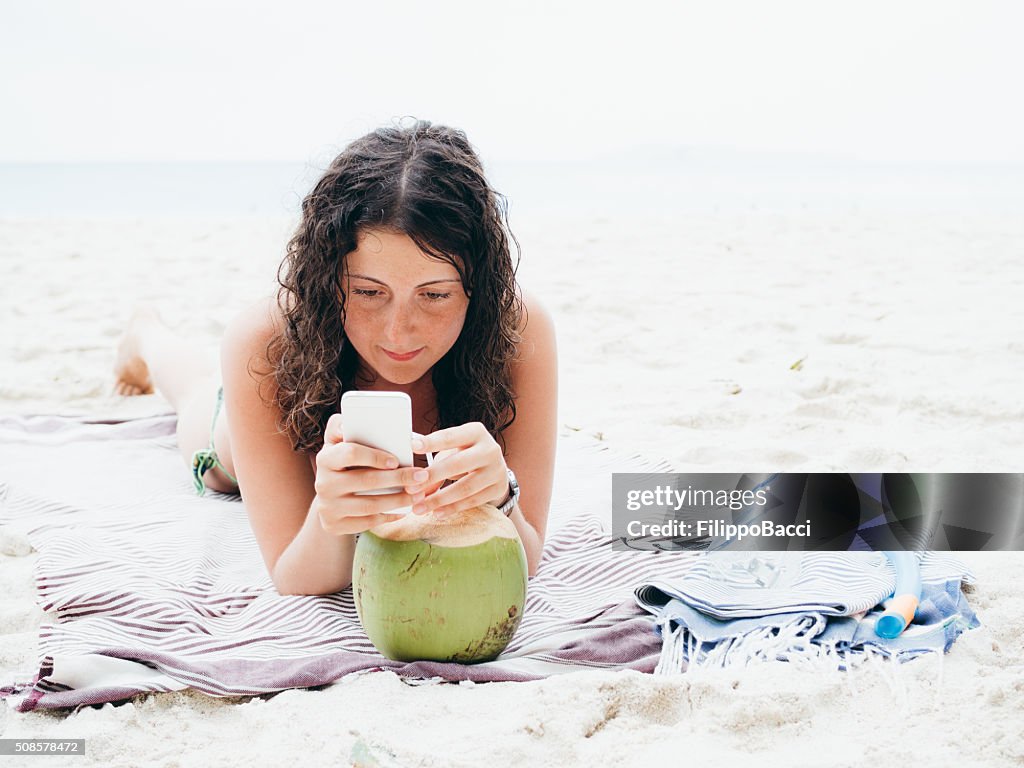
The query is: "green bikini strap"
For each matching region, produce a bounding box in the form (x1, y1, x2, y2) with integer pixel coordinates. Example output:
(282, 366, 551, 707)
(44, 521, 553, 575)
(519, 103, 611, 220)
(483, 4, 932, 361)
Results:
(190, 387, 238, 494)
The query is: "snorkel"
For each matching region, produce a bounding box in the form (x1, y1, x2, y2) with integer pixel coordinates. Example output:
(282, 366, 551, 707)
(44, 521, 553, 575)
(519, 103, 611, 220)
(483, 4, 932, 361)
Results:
(875, 550, 922, 638)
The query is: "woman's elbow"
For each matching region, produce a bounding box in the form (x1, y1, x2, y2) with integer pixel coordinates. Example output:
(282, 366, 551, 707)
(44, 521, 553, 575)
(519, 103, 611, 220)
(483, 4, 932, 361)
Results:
(523, 531, 545, 579)
(273, 581, 352, 597)
(271, 567, 351, 597)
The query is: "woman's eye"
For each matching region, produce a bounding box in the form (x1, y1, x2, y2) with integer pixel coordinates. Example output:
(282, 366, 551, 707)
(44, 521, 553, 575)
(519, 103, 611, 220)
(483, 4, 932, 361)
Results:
(423, 291, 452, 302)
(352, 288, 382, 298)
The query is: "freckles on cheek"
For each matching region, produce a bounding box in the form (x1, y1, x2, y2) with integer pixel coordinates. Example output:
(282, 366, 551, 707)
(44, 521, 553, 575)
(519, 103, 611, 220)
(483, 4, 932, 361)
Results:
(343, 306, 371, 332)
(437, 313, 467, 347)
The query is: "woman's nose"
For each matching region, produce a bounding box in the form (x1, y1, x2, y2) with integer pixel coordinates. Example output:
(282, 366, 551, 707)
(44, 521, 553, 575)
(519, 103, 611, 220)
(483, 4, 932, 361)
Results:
(383, 301, 415, 342)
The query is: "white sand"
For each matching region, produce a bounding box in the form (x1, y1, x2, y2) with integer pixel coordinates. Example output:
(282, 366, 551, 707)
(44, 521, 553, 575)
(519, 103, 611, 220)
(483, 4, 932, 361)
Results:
(2, 210, 1023, 766)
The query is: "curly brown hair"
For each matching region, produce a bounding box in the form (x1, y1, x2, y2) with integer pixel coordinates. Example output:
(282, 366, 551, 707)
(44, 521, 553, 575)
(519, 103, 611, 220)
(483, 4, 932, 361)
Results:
(261, 120, 523, 456)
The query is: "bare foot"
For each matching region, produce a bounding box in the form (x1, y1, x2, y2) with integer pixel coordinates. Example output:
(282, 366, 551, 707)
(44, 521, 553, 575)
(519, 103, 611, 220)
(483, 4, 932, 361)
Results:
(112, 308, 159, 396)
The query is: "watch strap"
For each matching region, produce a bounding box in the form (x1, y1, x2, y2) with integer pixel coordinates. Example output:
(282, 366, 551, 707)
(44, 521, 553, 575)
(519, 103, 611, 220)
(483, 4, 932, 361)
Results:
(496, 468, 520, 516)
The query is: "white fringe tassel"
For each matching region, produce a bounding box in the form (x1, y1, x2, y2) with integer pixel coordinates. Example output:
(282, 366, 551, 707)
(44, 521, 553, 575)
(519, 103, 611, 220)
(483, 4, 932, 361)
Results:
(653, 617, 939, 688)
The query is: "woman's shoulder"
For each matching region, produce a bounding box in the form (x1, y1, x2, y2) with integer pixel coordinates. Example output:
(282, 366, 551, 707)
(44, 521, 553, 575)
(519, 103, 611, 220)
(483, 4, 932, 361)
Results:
(219, 294, 290, 388)
(515, 288, 556, 359)
(223, 294, 285, 349)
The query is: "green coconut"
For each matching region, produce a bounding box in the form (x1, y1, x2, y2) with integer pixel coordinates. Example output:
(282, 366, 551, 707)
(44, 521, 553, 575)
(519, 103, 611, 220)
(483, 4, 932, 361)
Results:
(352, 504, 528, 663)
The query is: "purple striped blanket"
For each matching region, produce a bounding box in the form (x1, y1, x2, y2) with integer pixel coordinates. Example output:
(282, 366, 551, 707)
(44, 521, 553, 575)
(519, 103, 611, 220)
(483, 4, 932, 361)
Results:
(0, 412, 697, 712)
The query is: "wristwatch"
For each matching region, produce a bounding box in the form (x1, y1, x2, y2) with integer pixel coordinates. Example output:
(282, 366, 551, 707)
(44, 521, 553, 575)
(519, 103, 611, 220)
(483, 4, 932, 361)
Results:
(495, 468, 520, 516)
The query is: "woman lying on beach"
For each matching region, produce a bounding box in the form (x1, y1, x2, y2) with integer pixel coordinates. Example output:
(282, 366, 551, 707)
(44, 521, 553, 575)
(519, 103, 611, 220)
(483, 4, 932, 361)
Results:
(112, 121, 558, 595)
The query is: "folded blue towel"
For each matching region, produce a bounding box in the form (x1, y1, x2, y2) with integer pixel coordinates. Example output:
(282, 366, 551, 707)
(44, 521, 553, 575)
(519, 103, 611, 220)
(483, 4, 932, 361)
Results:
(635, 553, 980, 673)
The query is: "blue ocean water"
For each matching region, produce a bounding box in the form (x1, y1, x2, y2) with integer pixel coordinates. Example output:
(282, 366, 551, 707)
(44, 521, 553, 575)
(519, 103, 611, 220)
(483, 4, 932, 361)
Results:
(0, 163, 315, 216)
(1, 154, 1021, 217)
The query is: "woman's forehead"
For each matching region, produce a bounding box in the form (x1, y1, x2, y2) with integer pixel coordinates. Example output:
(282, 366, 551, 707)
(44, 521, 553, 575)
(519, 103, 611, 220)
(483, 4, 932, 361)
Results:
(346, 229, 462, 279)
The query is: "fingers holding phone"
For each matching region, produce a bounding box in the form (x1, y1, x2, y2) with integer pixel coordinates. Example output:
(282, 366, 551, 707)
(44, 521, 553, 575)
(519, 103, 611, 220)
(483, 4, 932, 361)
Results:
(311, 393, 417, 535)
(407, 422, 509, 517)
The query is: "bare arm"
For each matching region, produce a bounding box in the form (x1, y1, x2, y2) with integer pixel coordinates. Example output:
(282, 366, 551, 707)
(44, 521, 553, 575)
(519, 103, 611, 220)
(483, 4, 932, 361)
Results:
(502, 291, 558, 576)
(220, 298, 354, 595)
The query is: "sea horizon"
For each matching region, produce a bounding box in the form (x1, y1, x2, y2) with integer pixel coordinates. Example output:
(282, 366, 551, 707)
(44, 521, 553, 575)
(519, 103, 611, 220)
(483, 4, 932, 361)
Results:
(2, 152, 1022, 218)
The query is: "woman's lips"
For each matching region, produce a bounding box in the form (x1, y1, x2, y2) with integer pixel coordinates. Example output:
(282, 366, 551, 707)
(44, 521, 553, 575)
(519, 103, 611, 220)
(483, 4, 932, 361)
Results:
(382, 347, 423, 362)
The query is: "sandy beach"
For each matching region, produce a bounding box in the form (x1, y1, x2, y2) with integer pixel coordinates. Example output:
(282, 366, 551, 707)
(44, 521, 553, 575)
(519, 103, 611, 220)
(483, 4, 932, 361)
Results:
(2, 205, 1023, 766)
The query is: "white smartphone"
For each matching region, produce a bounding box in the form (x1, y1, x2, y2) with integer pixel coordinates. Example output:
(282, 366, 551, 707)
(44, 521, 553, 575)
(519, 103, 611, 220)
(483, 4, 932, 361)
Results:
(340, 391, 413, 497)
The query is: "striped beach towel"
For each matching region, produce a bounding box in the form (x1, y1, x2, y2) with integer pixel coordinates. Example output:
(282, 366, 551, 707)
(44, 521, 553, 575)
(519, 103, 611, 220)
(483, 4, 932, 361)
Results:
(634, 551, 978, 673)
(636, 550, 975, 619)
(0, 412, 699, 712)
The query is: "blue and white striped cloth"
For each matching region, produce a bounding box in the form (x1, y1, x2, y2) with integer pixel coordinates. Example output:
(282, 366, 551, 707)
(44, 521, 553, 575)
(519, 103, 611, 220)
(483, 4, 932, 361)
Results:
(634, 551, 979, 672)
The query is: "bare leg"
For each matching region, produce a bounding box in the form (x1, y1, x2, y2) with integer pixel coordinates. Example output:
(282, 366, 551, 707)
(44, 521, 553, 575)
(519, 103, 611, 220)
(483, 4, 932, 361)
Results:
(113, 308, 238, 492)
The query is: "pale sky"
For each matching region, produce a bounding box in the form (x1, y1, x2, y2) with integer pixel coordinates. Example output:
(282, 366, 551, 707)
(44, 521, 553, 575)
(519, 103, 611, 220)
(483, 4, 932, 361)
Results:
(3, 0, 1023, 166)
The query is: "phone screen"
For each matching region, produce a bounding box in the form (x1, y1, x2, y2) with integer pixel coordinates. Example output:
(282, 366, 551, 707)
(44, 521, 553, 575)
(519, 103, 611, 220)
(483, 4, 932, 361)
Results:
(340, 391, 413, 496)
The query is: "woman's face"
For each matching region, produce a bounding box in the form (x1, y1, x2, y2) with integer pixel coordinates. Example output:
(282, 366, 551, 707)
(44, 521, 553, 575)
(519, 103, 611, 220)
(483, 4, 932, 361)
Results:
(342, 229, 470, 388)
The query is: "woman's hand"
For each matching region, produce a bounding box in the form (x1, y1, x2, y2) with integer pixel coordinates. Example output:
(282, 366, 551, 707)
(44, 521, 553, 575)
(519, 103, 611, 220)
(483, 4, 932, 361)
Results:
(312, 414, 425, 535)
(406, 422, 510, 516)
